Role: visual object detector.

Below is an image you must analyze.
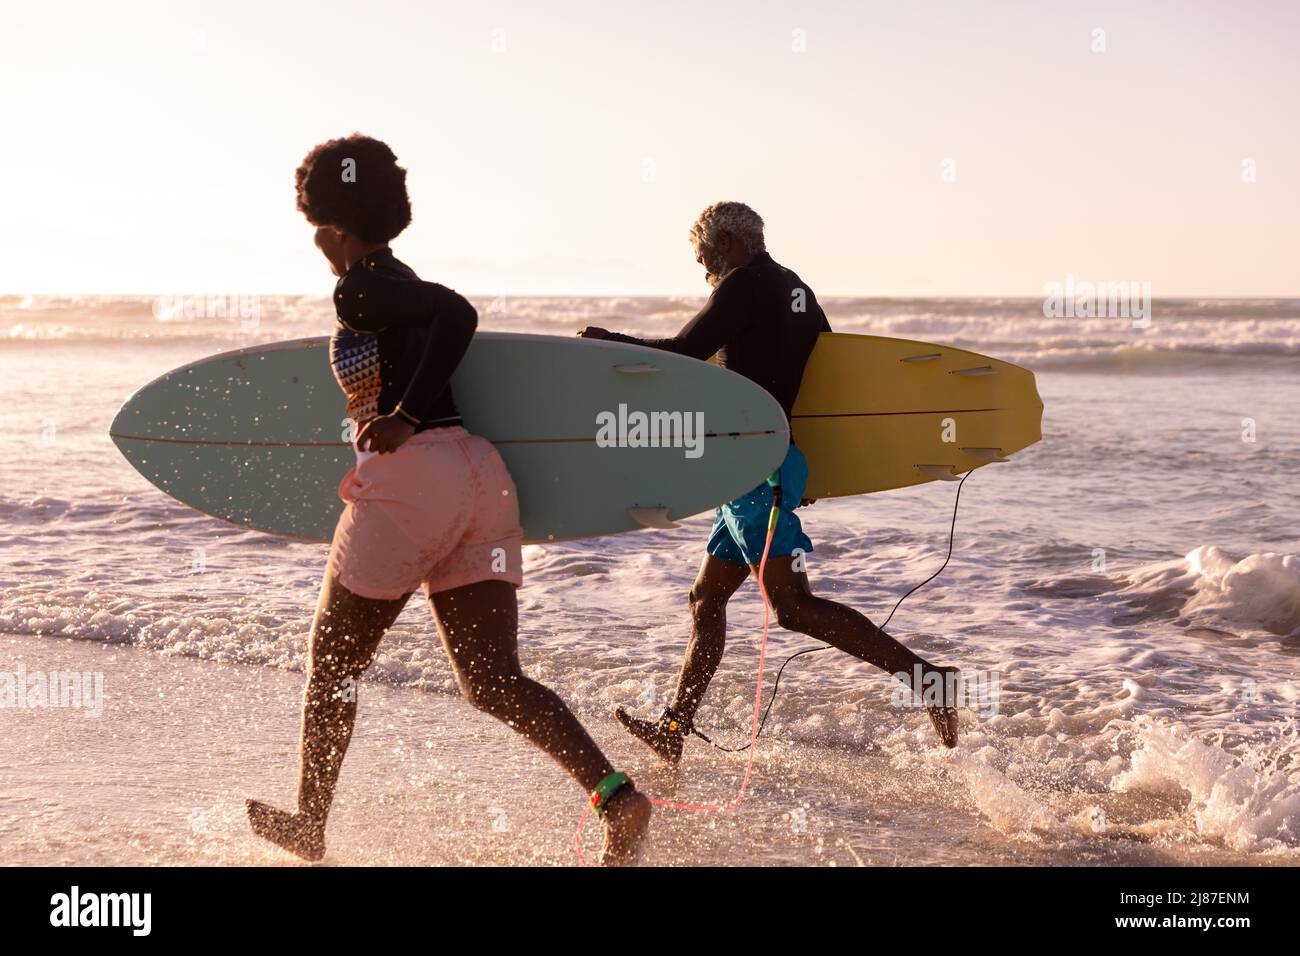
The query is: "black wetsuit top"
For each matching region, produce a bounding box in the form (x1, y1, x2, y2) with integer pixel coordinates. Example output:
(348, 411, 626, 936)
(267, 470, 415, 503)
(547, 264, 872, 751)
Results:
(329, 248, 477, 432)
(605, 252, 830, 420)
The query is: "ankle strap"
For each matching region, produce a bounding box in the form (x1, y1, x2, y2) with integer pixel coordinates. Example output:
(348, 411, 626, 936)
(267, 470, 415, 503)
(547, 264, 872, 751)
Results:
(589, 771, 631, 815)
(660, 709, 692, 736)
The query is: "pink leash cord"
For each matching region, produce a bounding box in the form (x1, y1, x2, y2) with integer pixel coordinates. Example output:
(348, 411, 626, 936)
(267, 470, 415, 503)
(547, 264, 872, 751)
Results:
(575, 504, 780, 865)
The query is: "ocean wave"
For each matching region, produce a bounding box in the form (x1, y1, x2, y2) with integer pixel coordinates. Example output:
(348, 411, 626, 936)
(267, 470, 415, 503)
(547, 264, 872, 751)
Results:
(1021, 544, 1300, 643)
(5, 296, 1299, 366)
(1118, 546, 1300, 640)
(1013, 344, 1300, 371)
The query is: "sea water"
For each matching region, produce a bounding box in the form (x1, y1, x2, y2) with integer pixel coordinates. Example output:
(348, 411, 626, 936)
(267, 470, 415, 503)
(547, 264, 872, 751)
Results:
(1, 293, 1297, 864)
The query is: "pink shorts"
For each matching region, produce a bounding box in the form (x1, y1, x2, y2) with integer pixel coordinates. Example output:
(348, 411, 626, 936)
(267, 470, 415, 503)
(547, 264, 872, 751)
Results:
(326, 426, 524, 600)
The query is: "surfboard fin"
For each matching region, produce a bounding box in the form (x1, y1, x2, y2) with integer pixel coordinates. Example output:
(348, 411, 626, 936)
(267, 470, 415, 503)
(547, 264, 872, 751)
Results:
(614, 363, 660, 374)
(952, 365, 996, 377)
(916, 464, 962, 481)
(961, 447, 1008, 462)
(628, 507, 678, 529)
(901, 352, 943, 363)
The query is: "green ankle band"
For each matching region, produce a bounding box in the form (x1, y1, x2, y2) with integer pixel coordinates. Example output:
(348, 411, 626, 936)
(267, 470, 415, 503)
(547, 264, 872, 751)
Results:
(589, 771, 630, 815)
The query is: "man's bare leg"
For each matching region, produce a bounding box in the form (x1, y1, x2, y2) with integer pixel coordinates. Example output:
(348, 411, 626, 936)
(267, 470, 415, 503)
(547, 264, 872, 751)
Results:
(755, 558, 960, 747)
(618, 553, 960, 761)
(615, 555, 747, 764)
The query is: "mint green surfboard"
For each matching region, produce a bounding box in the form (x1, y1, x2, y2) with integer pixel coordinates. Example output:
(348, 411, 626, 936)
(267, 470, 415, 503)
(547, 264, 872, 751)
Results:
(110, 333, 789, 543)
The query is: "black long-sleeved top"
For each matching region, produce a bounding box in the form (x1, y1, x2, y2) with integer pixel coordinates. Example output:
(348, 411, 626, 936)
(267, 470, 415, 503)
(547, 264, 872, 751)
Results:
(329, 248, 477, 432)
(604, 252, 830, 420)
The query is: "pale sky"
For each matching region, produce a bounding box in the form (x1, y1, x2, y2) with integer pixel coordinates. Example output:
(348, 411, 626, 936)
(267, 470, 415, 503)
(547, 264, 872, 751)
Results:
(2, 0, 1297, 296)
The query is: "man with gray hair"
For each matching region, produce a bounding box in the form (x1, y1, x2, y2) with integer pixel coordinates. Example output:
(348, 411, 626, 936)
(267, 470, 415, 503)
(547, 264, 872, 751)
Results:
(580, 202, 959, 763)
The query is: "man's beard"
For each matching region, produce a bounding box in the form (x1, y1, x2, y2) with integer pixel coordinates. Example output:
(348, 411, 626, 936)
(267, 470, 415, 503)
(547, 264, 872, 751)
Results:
(701, 249, 734, 288)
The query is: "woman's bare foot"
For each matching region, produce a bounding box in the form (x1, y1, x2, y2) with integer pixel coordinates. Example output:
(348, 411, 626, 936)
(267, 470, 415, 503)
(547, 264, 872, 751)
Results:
(599, 786, 652, 866)
(246, 799, 326, 862)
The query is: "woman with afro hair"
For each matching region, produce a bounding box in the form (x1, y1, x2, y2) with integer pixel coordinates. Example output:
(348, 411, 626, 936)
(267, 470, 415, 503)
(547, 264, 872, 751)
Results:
(246, 134, 651, 864)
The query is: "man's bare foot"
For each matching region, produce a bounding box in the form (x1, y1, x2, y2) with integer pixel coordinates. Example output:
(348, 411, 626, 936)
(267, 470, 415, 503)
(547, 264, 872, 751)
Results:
(927, 704, 959, 748)
(614, 707, 686, 765)
(599, 786, 652, 866)
(925, 666, 961, 748)
(246, 799, 326, 862)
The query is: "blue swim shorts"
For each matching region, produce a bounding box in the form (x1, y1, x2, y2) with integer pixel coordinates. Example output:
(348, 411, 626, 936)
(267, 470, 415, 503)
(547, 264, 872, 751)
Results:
(706, 443, 814, 566)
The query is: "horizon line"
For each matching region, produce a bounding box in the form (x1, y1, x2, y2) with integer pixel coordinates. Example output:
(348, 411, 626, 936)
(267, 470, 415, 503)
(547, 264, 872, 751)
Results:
(4, 290, 1300, 302)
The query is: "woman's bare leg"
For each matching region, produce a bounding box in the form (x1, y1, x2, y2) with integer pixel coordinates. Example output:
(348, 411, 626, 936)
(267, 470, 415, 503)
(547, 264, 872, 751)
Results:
(247, 574, 408, 860)
(428, 579, 650, 864)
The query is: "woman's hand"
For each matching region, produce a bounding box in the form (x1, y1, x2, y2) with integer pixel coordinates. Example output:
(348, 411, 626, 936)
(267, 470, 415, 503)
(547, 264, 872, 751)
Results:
(578, 326, 612, 339)
(356, 414, 416, 454)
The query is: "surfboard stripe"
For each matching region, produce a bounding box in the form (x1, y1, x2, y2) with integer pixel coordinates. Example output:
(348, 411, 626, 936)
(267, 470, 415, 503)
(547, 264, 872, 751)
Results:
(109, 434, 351, 447)
(108, 430, 781, 447)
(793, 407, 1002, 419)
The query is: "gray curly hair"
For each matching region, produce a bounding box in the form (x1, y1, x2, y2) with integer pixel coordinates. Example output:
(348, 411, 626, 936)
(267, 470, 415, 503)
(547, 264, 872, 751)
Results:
(690, 201, 766, 254)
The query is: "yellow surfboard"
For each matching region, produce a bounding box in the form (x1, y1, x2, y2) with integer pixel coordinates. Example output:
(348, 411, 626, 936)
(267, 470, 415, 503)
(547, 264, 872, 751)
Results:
(789, 333, 1043, 498)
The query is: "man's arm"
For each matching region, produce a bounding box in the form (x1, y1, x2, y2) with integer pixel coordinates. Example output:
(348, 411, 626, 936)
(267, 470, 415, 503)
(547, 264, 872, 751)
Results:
(586, 270, 754, 360)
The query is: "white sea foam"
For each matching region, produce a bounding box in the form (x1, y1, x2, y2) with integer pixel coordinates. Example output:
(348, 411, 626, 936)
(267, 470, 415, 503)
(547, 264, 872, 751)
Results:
(1113, 718, 1300, 853)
